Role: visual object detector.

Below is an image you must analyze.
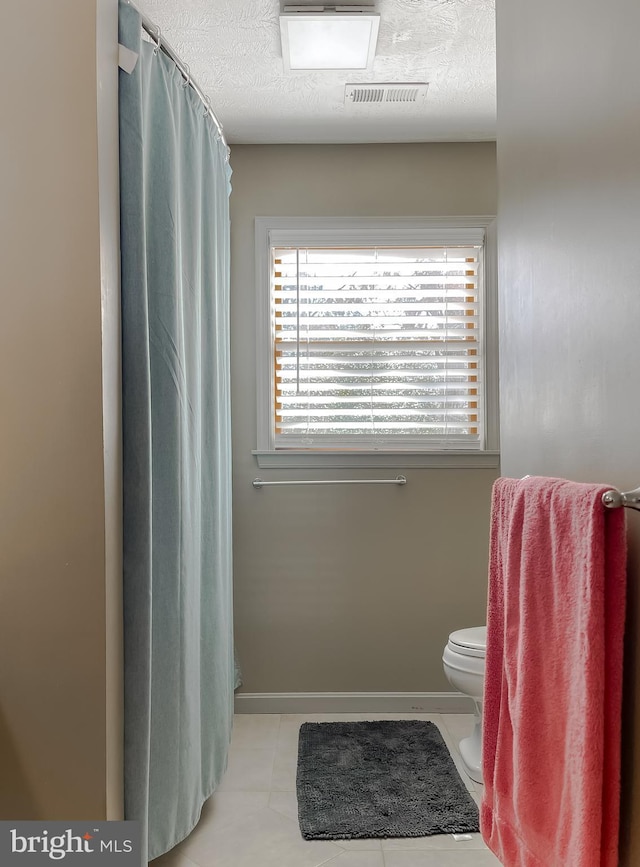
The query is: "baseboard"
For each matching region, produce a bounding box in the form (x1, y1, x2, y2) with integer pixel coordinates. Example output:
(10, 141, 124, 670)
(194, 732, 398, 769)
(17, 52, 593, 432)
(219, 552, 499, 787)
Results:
(234, 691, 474, 715)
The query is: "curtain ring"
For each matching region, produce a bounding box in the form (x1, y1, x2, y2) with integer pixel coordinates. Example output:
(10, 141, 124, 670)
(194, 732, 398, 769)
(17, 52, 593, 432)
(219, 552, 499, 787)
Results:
(152, 24, 161, 55)
(182, 63, 191, 89)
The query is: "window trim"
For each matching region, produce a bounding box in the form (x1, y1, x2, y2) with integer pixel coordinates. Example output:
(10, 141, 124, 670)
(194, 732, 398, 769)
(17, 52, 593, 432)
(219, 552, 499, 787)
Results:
(254, 216, 499, 469)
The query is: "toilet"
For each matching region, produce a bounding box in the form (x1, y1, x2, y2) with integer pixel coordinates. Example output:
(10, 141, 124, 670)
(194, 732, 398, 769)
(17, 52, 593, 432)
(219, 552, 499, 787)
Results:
(442, 626, 487, 785)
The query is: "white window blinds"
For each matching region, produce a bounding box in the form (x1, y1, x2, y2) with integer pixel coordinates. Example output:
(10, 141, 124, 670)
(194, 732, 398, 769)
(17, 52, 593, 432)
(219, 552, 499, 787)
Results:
(271, 244, 484, 450)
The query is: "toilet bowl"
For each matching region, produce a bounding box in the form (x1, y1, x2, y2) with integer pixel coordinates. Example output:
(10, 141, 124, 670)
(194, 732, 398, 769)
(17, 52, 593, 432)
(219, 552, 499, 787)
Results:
(442, 626, 487, 785)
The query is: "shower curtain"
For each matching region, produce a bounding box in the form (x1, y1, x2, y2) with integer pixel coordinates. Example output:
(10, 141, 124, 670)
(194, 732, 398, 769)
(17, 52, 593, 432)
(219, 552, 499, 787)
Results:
(118, 2, 235, 860)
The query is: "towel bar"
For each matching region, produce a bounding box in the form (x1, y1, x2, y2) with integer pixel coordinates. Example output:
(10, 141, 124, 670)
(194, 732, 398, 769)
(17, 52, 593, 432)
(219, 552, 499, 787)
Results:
(602, 487, 640, 511)
(252, 475, 407, 489)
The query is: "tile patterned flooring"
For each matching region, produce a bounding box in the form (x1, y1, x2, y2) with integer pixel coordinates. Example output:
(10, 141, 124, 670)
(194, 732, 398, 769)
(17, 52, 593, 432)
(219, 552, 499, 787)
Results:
(151, 713, 501, 867)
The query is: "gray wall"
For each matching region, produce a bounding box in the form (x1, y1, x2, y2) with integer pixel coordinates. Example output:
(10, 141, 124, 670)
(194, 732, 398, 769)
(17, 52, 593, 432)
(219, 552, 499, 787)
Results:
(230, 143, 498, 693)
(495, 0, 640, 861)
(0, 0, 121, 819)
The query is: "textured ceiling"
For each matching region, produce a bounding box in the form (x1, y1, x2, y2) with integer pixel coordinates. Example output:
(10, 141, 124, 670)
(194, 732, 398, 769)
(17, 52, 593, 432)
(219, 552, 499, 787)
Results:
(136, 0, 496, 144)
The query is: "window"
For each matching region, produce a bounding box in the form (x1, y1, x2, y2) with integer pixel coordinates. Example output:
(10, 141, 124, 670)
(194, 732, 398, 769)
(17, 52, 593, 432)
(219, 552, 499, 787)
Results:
(255, 218, 498, 468)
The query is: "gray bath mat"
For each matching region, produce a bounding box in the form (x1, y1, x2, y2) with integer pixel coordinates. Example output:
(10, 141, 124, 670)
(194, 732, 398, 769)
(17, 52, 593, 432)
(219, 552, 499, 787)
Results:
(296, 719, 479, 840)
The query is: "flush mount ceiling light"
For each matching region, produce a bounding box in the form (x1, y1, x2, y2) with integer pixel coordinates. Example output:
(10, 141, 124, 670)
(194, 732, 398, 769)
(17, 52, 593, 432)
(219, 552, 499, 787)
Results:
(279, 5, 380, 72)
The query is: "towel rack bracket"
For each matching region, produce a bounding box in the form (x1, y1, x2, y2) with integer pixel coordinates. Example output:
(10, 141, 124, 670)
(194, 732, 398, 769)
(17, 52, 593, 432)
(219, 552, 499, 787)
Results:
(602, 486, 640, 511)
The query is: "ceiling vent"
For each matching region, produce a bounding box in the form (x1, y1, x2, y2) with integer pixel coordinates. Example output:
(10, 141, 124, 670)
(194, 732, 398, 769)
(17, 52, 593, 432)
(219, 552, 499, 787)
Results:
(345, 82, 429, 105)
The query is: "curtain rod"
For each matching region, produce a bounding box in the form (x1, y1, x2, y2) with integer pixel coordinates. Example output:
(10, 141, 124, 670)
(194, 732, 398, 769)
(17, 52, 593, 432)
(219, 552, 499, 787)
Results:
(128, 1, 230, 157)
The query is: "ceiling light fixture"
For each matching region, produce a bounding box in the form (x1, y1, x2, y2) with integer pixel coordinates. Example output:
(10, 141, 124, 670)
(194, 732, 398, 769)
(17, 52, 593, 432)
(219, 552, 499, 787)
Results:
(279, 5, 380, 72)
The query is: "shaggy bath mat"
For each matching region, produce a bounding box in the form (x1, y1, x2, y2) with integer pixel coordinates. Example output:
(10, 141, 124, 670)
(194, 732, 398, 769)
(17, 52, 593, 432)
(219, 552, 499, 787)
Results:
(296, 719, 479, 840)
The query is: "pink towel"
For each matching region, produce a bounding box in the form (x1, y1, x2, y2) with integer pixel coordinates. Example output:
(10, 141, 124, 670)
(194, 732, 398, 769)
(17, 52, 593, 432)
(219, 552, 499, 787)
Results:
(481, 476, 627, 867)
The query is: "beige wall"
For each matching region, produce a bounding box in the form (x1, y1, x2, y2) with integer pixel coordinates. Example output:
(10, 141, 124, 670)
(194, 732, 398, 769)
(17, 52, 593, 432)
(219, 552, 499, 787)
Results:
(495, 0, 640, 861)
(0, 0, 118, 819)
(230, 143, 498, 694)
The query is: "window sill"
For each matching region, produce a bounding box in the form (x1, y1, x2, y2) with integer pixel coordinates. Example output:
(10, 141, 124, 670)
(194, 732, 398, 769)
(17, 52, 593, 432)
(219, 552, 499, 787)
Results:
(252, 450, 500, 469)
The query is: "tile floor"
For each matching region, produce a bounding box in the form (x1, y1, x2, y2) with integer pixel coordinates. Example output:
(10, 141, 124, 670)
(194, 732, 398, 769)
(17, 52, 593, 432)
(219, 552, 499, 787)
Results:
(152, 713, 501, 867)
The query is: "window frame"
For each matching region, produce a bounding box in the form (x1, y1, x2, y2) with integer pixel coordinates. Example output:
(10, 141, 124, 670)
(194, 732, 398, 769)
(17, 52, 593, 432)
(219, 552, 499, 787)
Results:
(254, 216, 499, 469)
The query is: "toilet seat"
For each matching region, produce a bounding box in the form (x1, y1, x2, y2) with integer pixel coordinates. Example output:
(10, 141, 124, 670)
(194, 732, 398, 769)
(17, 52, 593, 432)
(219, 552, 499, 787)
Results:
(447, 626, 487, 658)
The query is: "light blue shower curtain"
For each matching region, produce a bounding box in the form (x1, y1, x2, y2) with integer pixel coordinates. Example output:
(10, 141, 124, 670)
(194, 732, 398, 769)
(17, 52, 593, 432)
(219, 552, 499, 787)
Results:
(118, 2, 234, 860)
